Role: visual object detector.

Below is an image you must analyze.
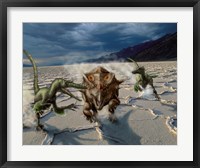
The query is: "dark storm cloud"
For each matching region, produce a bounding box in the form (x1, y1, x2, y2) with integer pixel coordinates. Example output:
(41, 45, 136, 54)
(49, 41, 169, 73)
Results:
(23, 23, 177, 66)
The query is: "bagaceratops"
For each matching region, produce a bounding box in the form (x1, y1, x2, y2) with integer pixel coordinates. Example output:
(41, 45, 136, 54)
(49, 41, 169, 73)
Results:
(81, 66, 124, 122)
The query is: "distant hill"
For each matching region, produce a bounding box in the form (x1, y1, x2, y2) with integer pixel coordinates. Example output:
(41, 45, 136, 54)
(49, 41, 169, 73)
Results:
(23, 32, 177, 67)
(84, 32, 177, 63)
(23, 63, 63, 67)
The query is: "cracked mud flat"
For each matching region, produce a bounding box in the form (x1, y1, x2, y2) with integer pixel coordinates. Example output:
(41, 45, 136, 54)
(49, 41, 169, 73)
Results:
(23, 61, 177, 145)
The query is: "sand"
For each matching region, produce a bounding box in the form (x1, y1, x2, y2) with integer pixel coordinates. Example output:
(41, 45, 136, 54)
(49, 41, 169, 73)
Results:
(23, 61, 177, 145)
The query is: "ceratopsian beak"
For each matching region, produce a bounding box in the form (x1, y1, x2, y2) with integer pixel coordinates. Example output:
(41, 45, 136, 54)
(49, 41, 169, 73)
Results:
(67, 81, 87, 89)
(62, 88, 82, 101)
(118, 79, 125, 85)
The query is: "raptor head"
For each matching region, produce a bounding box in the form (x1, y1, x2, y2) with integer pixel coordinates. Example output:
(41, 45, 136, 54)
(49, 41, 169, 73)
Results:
(60, 79, 87, 101)
(132, 67, 145, 75)
(128, 58, 145, 75)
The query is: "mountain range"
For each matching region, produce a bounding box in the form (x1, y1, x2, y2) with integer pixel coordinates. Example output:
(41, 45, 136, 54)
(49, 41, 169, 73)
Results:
(84, 32, 177, 63)
(23, 32, 177, 67)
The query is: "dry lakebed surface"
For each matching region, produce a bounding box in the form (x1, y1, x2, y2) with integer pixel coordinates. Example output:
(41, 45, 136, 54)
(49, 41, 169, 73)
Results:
(23, 61, 177, 145)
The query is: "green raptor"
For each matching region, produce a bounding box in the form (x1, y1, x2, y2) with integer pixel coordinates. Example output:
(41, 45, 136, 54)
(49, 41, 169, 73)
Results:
(23, 50, 86, 130)
(128, 58, 160, 100)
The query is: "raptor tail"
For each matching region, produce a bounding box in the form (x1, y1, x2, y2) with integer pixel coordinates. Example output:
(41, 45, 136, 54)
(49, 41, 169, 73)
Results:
(23, 50, 39, 94)
(127, 58, 140, 69)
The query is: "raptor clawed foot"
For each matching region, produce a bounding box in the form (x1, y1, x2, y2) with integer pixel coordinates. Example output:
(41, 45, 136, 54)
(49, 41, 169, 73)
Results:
(36, 124, 44, 131)
(38, 110, 44, 116)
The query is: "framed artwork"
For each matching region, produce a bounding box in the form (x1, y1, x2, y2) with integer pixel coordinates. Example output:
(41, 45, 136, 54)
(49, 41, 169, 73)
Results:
(0, 0, 199, 167)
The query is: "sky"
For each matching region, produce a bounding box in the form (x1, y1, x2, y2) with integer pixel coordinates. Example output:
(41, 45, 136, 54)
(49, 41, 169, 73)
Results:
(23, 23, 177, 66)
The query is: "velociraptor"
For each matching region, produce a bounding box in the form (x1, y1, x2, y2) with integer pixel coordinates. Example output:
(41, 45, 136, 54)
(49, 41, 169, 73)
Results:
(23, 50, 86, 130)
(128, 58, 160, 100)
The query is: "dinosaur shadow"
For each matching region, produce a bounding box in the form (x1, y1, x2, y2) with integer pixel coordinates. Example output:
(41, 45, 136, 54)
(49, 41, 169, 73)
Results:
(160, 102, 177, 112)
(153, 109, 163, 115)
(23, 107, 141, 145)
(42, 124, 98, 145)
(98, 110, 141, 145)
(37, 109, 141, 145)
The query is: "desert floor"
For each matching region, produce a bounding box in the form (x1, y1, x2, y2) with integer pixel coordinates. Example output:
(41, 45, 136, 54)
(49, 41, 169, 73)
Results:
(23, 61, 177, 145)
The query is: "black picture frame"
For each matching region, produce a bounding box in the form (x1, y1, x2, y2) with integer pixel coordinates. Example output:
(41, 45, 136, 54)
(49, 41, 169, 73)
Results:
(0, 0, 199, 167)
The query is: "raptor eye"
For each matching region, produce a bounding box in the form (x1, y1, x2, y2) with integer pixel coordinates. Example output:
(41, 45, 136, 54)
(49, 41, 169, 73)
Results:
(88, 75, 94, 82)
